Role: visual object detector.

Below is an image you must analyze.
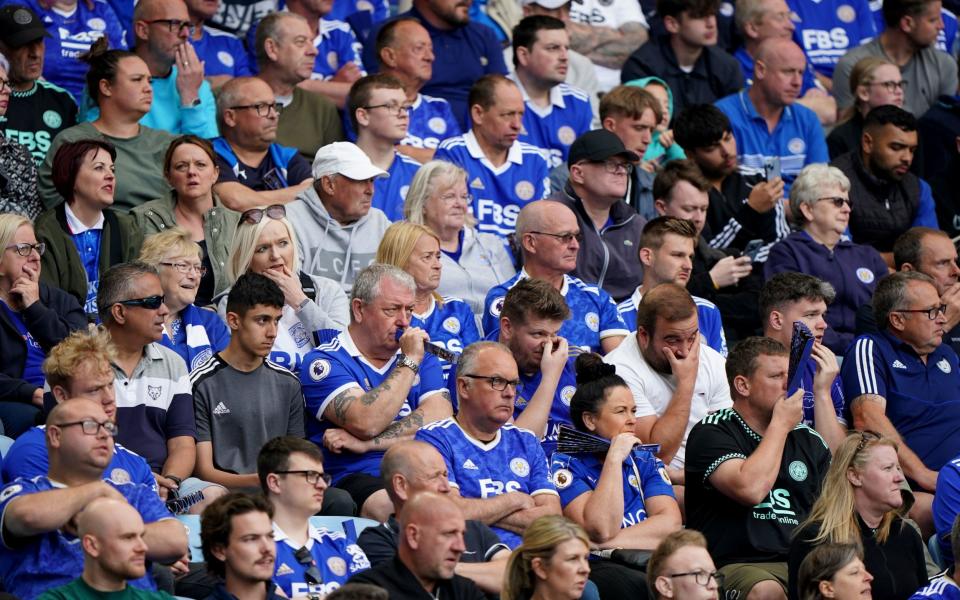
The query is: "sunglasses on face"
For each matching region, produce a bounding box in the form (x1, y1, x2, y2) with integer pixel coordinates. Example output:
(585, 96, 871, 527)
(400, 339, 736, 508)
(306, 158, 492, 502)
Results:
(240, 204, 286, 226)
(116, 295, 165, 310)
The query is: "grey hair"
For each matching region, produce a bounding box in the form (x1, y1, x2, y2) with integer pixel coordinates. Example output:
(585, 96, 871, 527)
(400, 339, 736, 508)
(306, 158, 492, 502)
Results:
(789, 164, 851, 227)
(403, 160, 476, 228)
(735, 0, 769, 35)
(215, 76, 260, 133)
(872, 271, 937, 331)
(350, 263, 416, 308)
(456, 341, 512, 379)
(97, 261, 160, 323)
(255, 12, 308, 69)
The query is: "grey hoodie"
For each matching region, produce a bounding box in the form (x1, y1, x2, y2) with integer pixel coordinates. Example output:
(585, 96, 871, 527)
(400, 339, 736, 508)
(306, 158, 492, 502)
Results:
(286, 185, 391, 292)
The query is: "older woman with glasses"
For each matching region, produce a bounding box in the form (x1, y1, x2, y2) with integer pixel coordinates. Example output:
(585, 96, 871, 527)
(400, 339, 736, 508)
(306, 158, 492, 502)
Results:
(133, 135, 239, 307)
(788, 432, 926, 600)
(0, 213, 86, 437)
(828, 58, 905, 160)
(765, 164, 888, 354)
(139, 227, 230, 372)
(220, 204, 348, 372)
(404, 160, 516, 315)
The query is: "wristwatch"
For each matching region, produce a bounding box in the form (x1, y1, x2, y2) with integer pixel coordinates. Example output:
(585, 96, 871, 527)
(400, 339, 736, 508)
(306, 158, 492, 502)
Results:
(396, 353, 419, 375)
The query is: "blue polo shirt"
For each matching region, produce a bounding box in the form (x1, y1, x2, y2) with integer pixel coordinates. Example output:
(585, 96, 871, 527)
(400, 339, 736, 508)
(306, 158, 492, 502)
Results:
(734, 48, 819, 95)
(787, 0, 877, 78)
(714, 91, 829, 195)
(191, 26, 253, 78)
(840, 331, 960, 471)
(373, 152, 422, 222)
(933, 455, 960, 564)
(515, 356, 578, 456)
(909, 575, 960, 600)
(510, 76, 594, 169)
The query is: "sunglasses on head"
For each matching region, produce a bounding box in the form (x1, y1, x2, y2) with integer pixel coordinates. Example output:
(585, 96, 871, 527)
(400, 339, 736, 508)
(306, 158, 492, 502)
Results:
(293, 546, 324, 585)
(116, 295, 165, 310)
(240, 204, 286, 226)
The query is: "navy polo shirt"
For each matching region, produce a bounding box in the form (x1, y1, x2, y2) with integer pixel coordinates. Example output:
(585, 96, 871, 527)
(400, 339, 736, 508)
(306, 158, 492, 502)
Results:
(840, 331, 960, 471)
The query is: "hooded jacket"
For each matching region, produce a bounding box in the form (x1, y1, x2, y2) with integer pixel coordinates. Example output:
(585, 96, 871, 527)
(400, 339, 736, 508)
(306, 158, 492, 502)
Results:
(286, 185, 391, 292)
(625, 76, 687, 164)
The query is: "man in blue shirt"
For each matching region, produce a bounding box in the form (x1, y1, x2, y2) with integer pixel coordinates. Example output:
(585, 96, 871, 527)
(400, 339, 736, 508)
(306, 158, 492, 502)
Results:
(436, 75, 552, 240)
(0, 399, 187, 599)
(186, 0, 253, 91)
(300, 264, 452, 521)
(841, 272, 960, 521)
(759, 272, 847, 451)
(483, 200, 629, 353)
(715, 38, 828, 195)
(258, 436, 371, 597)
(510, 16, 593, 168)
(416, 341, 562, 548)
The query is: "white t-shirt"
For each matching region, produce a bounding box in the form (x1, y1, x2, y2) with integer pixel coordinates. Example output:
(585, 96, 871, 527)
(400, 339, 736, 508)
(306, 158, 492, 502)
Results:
(568, 0, 649, 91)
(604, 335, 732, 470)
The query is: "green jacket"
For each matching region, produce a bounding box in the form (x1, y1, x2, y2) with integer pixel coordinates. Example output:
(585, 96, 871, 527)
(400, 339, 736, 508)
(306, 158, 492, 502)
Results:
(131, 193, 240, 299)
(34, 204, 144, 312)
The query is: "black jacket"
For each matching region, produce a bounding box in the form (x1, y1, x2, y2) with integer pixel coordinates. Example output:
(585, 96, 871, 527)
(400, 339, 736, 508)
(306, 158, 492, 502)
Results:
(702, 170, 785, 257)
(0, 281, 86, 403)
(621, 36, 744, 119)
(687, 238, 763, 342)
(919, 94, 960, 237)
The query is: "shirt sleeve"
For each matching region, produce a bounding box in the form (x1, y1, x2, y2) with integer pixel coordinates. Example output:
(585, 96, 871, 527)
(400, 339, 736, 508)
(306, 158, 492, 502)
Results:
(192, 381, 213, 443)
(414, 426, 459, 489)
(0, 478, 40, 548)
(214, 153, 240, 184)
(165, 373, 198, 439)
(206, 313, 231, 353)
(912, 180, 939, 228)
(356, 524, 398, 566)
(684, 422, 747, 486)
(636, 452, 675, 498)
(287, 386, 306, 438)
(125, 482, 175, 523)
(840, 336, 888, 400)
(180, 80, 219, 138)
(287, 153, 313, 185)
(934, 461, 960, 558)
(0, 434, 47, 483)
(301, 352, 363, 422)
(597, 290, 629, 339)
(416, 354, 449, 404)
(550, 453, 594, 507)
(698, 305, 727, 357)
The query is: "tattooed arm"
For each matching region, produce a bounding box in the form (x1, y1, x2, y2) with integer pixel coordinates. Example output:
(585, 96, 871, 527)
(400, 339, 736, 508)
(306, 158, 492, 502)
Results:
(323, 391, 454, 454)
(566, 21, 648, 70)
(321, 364, 419, 439)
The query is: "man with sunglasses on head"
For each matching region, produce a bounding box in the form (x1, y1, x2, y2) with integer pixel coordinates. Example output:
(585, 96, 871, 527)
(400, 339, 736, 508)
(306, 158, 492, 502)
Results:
(482, 199, 628, 354)
(100, 262, 225, 515)
(258, 436, 371, 598)
(211, 77, 314, 212)
(0, 399, 187, 599)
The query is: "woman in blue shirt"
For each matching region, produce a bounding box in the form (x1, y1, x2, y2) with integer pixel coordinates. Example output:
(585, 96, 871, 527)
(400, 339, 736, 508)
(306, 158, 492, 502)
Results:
(551, 353, 682, 599)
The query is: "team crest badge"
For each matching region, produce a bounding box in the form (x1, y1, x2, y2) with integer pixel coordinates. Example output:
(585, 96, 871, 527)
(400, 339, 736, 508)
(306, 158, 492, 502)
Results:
(429, 117, 447, 135)
(585, 312, 600, 332)
(836, 4, 856, 22)
(510, 457, 530, 477)
(515, 180, 535, 201)
(443, 317, 461, 334)
(110, 469, 130, 484)
(217, 51, 235, 67)
(788, 138, 806, 154)
(560, 386, 576, 407)
(789, 460, 808, 482)
(327, 51, 339, 69)
(309, 359, 331, 381)
(553, 469, 572, 489)
(856, 268, 875, 284)
(147, 385, 161, 401)
(939, 358, 952, 374)
(490, 296, 505, 317)
(557, 126, 576, 146)
(327, 556, 347, 577)
(42, 111, 62, 128)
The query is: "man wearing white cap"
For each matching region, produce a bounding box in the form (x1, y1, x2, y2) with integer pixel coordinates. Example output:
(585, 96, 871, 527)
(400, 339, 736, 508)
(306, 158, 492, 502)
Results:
(286, 141, 391, 292)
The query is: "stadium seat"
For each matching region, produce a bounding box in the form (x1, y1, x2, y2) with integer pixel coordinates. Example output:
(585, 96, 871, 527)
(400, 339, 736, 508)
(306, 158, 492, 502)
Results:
(176, 515, 204, 563)
(309, 516, 380, 539)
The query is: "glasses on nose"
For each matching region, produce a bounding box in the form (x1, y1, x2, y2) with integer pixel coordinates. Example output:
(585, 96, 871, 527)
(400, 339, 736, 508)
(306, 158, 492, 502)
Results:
(53, 419, 118, 437)
(240, 204, 286, 225)
(274, 470, 333, 486)
(895, 304, 947, 320)
(439, 191, 474, 205)
(0, 78, 10, 92)
(294, 546, 325, 585)
(116, 295, 165, 310)
(590, 159, 634, 175)
(159, 262, 207, 276)
(870, 80, 908, 92)
(145, 18, 191, 33)
(668, 570, 725, 588)
(362, 102, 413, 117)
(462, 374, 521, 391)
(529, 230, 583, 244)
(817, 196, 852, 208)
(229, 102, 282, 117)
(4, 242, 45, 257)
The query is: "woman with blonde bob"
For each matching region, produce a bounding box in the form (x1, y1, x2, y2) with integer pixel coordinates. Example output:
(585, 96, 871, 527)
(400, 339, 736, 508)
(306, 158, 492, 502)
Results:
(797, 542, 873, 600)
(827, 57, 905, 159)
(220, 205, 348, 373)
(139, 227, 230, 372)
(787, 432, 926, 600)
(403, 160, 515, 315)
(375, 221, 479, 379)
(503, 515, 592, 600)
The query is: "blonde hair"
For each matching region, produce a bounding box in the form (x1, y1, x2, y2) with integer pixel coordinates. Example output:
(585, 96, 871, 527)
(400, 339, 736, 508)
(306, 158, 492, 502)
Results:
(844, 57, 899, 121)
(375, 221, 443, 305)
(647, 529, 710, 598)
(43, 327, 117, 391)
(502, 516, 591, 600)
(0, 213, 32, 255)
(800, 432, 900, 546)
(227, 211, 301, 284)
(138, 227, 202, 266)
(403, 160, 476, 228)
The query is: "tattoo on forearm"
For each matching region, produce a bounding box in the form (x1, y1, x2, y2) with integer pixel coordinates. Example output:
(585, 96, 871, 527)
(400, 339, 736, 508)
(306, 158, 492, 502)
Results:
(360, 366, 402, 406)
(331, 388, 355, 424)
(372, 409, 425, 447)
(332, 367, 405, 424)
(568, 22, 647, 68)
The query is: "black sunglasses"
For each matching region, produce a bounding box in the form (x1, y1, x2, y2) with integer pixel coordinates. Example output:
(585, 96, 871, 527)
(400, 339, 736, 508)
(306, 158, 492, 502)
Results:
(240, 204, 286, 226)
(117, 295, 165, 310)
(294, 546, 324, 585)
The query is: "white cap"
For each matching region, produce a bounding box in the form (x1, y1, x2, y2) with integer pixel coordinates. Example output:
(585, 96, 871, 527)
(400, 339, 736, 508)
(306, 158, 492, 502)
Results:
(312, 142, 389, 180)
(520, 0, 570, 8)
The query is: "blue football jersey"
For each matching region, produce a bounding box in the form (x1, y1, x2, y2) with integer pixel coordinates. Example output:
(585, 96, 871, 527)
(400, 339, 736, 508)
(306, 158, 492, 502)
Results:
(191, 26, 253, 78)
(411, 296, 481, 383)
(511, 77, 594, 169)
(934, 457, 960, 564)
(403, 94, 462, 150)
(787, 0, 877, 78)
(617, 287, 728, 356)
(373, 152, 421, 222)
(5, 0, 127, 102)
(910, 576, 960, 600)
(483, 272, 629, 353)
(301, 330, 449, 481)
(797, 359, 846, 429)
(416, 418, 558, 548)
(551, 449, 675, 527)
(516, 357, 578, 456)
(272, 523, 371, 598)
(327, 0, 390, 23)
(434, 131, 551, 239)
(0, 476, 172, 599)
(310, 19, 366, 79)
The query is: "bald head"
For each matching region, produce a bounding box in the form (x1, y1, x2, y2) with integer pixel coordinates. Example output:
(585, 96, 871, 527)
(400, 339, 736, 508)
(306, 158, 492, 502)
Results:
(755, 38, 805, 68)
(78, 498, 142, 539)
(78, 498, 149, 582)
(47, 398, 107, 429)
(753, 38, 805, 107)
(516, 200, 573, 237)
(134, 0, 184, 20)
(401, 491, 459, 528)
(382, 443, 451, 506)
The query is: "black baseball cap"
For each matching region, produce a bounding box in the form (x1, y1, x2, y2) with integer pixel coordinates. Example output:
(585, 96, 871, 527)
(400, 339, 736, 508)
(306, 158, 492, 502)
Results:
(0, 5, 49, 48)
(567, 129, 640, 167)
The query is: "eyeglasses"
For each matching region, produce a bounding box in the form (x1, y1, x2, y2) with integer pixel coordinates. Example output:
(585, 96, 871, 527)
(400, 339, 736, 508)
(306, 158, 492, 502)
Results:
(116, 295, 165, 310)
(240, 204, 286, 225)
(529, 230, 583, 244)
(462, 374, 521, 391)
(0, 78, 10, 93)
(4, 242, 45, 257)
(895, 304, 947, 320)
(817, 196, 852, 208)
(159, 262, 207, 277)
(438, 191, 474, 206)
(854, 429, 881, 453)
(668, 570, 725, 588)
(586, 159, 634, 175)
(362, 102, 413, 117)
(870, 80, 908, 92)
(145, 18, 190, 33)
(294, 546, 325, 585)
(53, 419, 118, 437)
(229, 102, 282, 117)
(274, 470, 333, 486)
